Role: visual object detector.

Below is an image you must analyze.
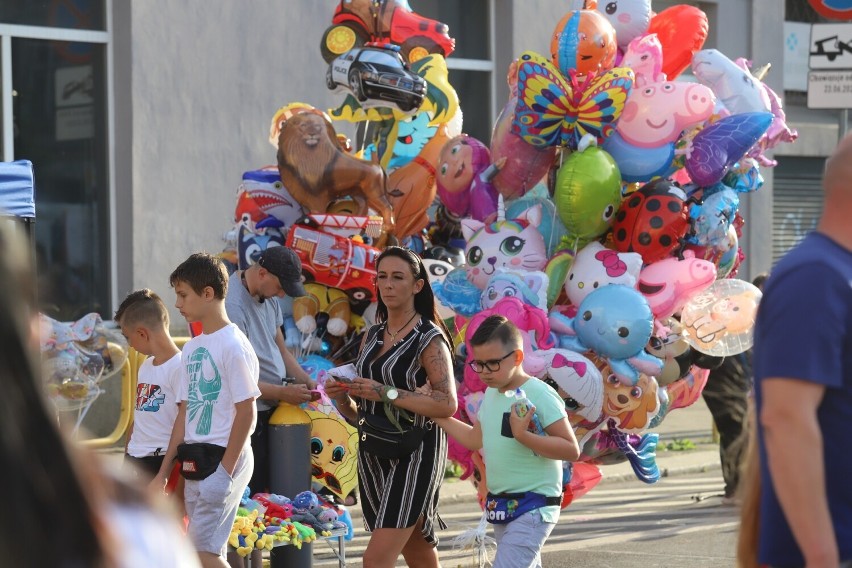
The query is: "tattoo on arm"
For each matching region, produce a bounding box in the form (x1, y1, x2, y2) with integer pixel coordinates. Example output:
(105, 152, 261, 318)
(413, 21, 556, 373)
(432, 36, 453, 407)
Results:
(420, 338, 455, 404)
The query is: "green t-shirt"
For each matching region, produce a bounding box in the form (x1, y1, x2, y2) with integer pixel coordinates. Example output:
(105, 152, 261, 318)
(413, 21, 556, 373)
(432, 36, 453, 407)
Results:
(477, 377, 568, 523)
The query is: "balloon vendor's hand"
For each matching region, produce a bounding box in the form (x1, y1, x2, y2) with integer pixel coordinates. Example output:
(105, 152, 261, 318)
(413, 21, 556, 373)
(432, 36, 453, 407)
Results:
(509, 401, 535, 438)
(324, 378, 350, 403)
(349, 377, 386, 402)
(279, 383, 312, 405)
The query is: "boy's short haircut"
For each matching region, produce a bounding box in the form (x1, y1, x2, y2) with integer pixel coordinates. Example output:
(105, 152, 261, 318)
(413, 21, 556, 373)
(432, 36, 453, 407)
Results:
(469, 315, 523, 350)
(114, 288, 170, 329)
(169, 253, 229, 300)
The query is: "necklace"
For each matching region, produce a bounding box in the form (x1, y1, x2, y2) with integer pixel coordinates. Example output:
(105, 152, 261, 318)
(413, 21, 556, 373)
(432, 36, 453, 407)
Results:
(386, 311, 418, 344)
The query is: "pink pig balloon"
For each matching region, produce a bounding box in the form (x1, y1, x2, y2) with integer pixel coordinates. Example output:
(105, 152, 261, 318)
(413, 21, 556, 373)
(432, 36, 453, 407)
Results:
(616, 80, 715, 148)
(637, 250, 717, 320)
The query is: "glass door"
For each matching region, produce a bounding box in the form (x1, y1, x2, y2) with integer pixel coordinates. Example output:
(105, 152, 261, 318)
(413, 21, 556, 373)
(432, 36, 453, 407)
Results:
(11, 36, 109, 320)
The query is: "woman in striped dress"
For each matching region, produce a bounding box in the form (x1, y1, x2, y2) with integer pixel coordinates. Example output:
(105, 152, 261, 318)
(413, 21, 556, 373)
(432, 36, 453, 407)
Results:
(327, 246, 457, 568)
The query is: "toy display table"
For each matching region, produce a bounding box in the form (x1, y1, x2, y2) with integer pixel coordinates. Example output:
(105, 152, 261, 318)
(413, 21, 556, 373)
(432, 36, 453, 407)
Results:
(228, 526, 349, 568)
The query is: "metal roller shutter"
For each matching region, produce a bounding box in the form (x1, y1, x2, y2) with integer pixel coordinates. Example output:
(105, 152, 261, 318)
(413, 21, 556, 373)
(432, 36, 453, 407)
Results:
(771, 157, 824, 265)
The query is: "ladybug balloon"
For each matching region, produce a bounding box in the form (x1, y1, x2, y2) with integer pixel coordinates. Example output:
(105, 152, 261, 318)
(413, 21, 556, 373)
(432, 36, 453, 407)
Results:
(611, 179, 693, 264)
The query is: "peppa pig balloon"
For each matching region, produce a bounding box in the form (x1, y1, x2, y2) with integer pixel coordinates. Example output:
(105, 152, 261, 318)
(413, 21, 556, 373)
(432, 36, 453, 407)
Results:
(551, 9, 617, 78)
(637, 250, 717, 320)
(685, 224, 741, 280)
(602, 79, 714, 182)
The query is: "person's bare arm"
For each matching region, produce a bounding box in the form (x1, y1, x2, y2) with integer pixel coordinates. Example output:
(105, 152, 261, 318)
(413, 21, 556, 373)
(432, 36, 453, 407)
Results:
(761, 377, 838, 568)
(433, 415, 483, 451)
(149, 402, 186, 493)
(221, 398, 257, 476)
(352, 335, 457, 418)
(251, 328, 314, 405)
(510, 408, 580, 461)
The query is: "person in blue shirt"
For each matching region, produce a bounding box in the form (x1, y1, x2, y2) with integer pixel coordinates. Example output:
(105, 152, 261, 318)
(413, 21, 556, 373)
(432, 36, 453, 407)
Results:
(749, 133, 852, 568)
(434, 315, 580, 568)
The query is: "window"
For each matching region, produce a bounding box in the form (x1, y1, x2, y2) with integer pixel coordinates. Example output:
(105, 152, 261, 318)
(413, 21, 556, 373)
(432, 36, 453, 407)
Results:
(0, 0, 106, 31)
(1, 4, 110, 320)
(411, 0, 494, 143)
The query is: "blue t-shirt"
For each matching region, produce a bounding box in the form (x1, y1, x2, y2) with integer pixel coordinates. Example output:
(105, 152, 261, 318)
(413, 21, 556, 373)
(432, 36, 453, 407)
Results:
(477, 377, 568, 523)
(753, 232, 852, 566)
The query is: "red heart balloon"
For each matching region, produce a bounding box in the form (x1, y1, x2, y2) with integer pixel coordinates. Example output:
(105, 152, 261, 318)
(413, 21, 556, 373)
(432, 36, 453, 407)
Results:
(647, 5, 708, 80)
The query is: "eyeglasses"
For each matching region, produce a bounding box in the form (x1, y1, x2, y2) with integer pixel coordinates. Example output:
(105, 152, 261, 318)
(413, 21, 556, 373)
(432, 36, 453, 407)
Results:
(468, 351, 515, 373)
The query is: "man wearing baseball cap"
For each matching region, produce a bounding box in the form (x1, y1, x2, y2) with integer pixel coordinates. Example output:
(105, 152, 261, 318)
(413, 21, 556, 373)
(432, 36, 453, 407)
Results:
(225, 245, 314, 494)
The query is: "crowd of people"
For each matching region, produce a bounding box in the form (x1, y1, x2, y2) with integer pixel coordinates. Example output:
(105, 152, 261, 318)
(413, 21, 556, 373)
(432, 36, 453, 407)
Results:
(7, 133, 852, 567)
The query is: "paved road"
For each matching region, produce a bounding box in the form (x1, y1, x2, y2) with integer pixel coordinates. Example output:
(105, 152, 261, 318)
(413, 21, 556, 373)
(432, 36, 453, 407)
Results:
(310, 472, 739, 567)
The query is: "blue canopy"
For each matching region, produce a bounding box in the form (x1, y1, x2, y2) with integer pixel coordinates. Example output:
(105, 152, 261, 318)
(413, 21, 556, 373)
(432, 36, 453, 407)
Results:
(0, 160, 35, 219)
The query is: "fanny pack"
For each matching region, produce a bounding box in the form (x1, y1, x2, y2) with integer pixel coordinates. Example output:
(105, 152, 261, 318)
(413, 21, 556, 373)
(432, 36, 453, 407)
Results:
(177, 442, 226, 480)
(357, 409, 429, 460)
(484, 491, 562, 524)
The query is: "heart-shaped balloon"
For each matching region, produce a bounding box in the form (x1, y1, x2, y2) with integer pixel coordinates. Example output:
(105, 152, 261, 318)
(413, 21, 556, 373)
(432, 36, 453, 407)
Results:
(646, 5, 709, 79)
(685, 112, 773, 187)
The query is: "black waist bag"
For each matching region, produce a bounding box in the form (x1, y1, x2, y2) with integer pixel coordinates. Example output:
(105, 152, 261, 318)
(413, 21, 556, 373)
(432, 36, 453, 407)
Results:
(177, 442, 226, 480)
(357, 411, 428, 460)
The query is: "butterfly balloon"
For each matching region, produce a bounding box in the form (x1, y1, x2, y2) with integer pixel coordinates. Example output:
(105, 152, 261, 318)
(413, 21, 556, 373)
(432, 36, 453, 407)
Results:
(512, 51, 633, 150)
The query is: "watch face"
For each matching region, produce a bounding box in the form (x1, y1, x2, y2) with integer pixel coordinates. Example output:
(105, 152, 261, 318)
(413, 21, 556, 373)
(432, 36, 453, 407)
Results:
(387, 387, 399, 400)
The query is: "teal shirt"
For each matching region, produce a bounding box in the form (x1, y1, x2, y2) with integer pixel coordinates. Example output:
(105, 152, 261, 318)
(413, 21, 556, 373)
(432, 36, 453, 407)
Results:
(477, 377, 568, 523)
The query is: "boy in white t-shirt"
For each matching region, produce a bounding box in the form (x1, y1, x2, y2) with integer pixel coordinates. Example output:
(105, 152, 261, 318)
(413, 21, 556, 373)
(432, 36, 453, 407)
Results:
(433, 315, 580, 568)
(115, 289, 182, 481)
(155, 253, 261, 568)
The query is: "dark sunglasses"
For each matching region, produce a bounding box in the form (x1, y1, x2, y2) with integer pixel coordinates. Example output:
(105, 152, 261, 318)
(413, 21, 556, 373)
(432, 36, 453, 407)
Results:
(468, 351, 515, 373)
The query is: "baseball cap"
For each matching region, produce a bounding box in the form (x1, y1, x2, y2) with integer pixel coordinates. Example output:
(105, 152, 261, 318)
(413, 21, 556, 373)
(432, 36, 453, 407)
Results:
(257, 246, 307, 298)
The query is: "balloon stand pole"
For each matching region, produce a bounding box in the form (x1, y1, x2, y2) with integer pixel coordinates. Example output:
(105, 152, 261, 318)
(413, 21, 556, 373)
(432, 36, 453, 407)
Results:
(270, 420, 313, 568)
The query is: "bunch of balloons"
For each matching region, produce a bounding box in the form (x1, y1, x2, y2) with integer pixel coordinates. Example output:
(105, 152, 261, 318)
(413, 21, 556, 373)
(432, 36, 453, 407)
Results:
(212, 0, 797, 504)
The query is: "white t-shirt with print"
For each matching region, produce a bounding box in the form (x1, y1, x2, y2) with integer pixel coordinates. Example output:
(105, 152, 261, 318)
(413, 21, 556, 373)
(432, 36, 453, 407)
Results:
(178, 323, 261, 447)
(127, 353, 182, 458)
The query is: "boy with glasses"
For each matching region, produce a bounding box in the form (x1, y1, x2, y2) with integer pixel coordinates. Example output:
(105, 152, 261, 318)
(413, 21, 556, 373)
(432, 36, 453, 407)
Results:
(433, 315, 579, 568)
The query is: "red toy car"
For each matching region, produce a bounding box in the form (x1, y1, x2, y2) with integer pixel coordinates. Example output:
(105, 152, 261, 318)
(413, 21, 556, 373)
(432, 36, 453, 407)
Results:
(286, 223, 380, 309)
(321, 0, 455, 64)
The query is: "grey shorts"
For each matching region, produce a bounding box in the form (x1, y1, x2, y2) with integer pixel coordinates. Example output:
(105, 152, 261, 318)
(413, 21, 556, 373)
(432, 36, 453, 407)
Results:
(184, 447, 253, 556)
(491, 509, 557, 568)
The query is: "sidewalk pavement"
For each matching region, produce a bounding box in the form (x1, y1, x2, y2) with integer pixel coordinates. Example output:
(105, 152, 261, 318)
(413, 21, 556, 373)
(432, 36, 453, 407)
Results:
(95, 397, 722, 505)
(439, 397, 722, 503)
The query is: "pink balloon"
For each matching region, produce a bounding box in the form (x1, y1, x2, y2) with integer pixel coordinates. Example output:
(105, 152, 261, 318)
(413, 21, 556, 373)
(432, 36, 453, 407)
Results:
(490, 60, 557, 199)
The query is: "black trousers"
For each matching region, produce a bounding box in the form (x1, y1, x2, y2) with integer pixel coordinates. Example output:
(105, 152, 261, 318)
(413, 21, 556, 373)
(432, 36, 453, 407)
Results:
(124, 454, 165, 480)
(249, 408, 275, 495)
(701, 352, 751, 497)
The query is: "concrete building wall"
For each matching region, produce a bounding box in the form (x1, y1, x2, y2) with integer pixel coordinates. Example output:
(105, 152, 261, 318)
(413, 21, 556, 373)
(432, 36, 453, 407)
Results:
(123, 2, 349, 333)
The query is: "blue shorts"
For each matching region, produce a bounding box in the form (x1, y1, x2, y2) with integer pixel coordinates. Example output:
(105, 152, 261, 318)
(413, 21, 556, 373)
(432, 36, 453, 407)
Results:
(491, 509, 556, 568)
(184, 447, 253, 555)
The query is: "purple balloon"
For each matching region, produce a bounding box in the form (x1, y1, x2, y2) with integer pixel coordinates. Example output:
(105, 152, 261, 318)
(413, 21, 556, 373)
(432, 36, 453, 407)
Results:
(685, 112, 773, 187)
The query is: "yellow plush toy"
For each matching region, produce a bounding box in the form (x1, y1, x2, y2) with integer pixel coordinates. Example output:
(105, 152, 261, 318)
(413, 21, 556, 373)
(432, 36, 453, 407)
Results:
(293, 282, 351, 338)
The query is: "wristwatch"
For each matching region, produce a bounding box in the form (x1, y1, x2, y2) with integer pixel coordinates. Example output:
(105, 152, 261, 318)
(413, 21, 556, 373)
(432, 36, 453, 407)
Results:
(383, 386, 399, 403)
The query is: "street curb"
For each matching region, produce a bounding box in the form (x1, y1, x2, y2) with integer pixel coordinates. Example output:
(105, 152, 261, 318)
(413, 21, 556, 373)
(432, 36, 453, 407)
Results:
(599, 461, 721, 484)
